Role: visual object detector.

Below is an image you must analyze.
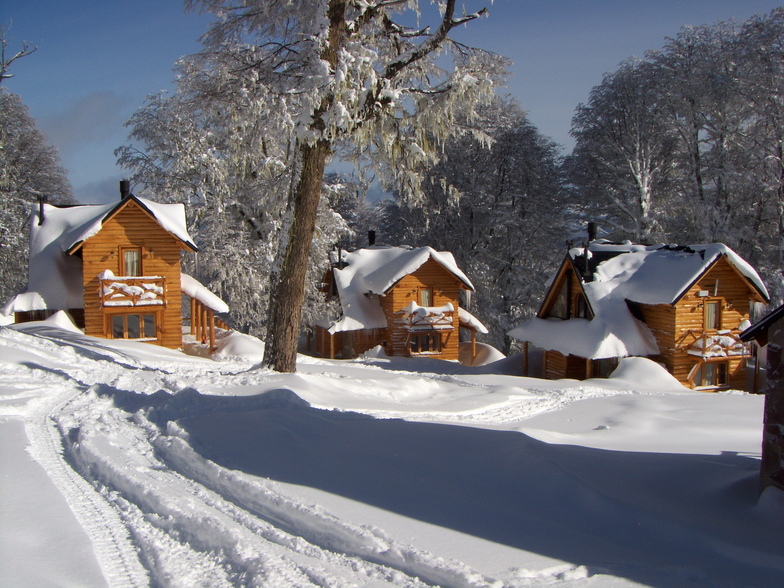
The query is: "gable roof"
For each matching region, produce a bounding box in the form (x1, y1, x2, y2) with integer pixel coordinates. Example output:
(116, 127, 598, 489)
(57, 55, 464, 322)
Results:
(509, 241, 768, 360)
(64, 196, 197, 254)
(1, 197, 197, 314)
(320, 246, 475, 334)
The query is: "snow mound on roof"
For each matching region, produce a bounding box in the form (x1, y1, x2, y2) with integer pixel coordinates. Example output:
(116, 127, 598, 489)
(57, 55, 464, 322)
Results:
(181, 274, 229, 313)
(509, 314, 659, 360)
(577, 242, 768, 304)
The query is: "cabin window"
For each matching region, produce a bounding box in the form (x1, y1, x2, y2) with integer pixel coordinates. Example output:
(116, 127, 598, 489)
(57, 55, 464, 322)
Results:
(122, 247, 142, 277)
(419, 288, 433, 307)
(704, 300, 721, 331)
(550, 283, 569, 319)
(110, 313, 157, 340)
(694, 361, 728, 388)
(410, 332, 441, 354)
(575, 294, 589, 319)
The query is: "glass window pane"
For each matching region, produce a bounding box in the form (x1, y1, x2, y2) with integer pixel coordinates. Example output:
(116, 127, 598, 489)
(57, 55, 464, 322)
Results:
(124, 249, 141, 276)
(420, 288, 432, 307)
(143, 314, 156, 338)
(127, 315, 140, 339)
(112, 315, 125, 338)
(705, 301, 719, 330)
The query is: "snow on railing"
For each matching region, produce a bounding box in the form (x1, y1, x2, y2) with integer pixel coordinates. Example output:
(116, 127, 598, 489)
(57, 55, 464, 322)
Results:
(98, 270, 166, 307)
(397, 301, 455, 331)
(678, 328, 749, 358)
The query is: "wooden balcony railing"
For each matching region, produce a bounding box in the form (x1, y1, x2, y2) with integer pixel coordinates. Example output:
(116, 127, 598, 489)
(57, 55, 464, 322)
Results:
(676, 328, 749, 358)
(99, 276, 166, 308)
(397, 302, 455, 331)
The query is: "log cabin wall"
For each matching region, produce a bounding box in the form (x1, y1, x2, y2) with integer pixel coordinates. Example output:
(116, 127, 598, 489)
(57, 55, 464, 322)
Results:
(669, 256, 757, 388)
(80, 201, 184, 349)
(380, 258, 463, 360)
(544, 350, 567, 380)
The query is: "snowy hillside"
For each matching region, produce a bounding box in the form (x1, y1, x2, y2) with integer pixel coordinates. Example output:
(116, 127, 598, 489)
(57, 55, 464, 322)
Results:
(1, 316, 783, 587)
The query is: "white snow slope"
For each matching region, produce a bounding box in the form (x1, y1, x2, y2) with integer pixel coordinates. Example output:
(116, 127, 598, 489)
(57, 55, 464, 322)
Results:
(1, 317, 783, 588)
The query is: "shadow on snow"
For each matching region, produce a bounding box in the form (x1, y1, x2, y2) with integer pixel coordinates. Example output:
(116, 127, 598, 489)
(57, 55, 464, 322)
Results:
(105, 386, 782, 588)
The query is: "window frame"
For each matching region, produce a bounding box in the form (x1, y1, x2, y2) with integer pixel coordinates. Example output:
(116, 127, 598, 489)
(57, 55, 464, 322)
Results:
(693, 360, 729, 388)
(410, 332, 442, 355)
(703, 299, 722, 331)
(107, 311, 159, 341)
(120, 246, 143, 277)
(419, 287, 433, 307)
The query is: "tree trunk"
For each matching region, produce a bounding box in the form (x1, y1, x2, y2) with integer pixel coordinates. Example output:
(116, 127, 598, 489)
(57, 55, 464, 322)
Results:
(262, 140, 330, 372)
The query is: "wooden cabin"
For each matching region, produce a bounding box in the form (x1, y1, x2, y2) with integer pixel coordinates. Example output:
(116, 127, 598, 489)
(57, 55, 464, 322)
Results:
(509, 241, 769, 391)
(312, 246, 487, 361)
(1, 182, 228, 349)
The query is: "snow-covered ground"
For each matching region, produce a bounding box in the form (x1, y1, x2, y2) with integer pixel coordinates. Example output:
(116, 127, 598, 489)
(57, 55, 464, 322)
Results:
(2, 315, 783, 587)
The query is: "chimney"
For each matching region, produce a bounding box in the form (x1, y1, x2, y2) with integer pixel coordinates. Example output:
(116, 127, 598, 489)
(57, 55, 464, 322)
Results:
(37, 194, 47, 226)
(368, 230, 376, 246)
(587, 221, 597, 242)
(120, 179, 131, 200)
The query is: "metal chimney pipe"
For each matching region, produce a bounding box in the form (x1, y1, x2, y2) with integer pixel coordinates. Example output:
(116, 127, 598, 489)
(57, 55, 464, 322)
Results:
(368, 230, 376, 246)
(37, 194, 47, 226)
(120, 179, 131, 200)
(587, 222, 597, 242)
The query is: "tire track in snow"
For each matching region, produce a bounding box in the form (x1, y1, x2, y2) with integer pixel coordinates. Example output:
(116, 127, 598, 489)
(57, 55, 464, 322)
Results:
(26, 384, 150, 587)
(62, 393, 434, 587)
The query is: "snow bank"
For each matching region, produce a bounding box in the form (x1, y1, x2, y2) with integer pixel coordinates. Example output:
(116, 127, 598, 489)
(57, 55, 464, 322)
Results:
(211, 331, 265, 362)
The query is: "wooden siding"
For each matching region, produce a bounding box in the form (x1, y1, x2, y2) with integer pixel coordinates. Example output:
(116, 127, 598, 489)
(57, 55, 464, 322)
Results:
(544, 350, 567, 380)
(381, 258, 463, 360)
(313, 326, 385, 359)
(80, 200, 185, 349)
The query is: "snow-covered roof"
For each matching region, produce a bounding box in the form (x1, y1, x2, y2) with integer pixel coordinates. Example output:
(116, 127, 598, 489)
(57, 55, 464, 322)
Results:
(459, 307, 489, 334)
(1, 197, 197, 314)
(181, 273, 229, 314)
(574, 241, 768, 305)
(508, 241, 768, 360)
(324, 246, 474, 334)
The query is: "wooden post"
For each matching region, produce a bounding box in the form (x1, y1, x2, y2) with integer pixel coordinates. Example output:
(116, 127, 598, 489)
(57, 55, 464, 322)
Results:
(208, 309, 215, 349)
(201, 305, 208, 343)
(190, 298, 197, 335)
(522, 341, 529, 376)
(471, 330, 477, 362)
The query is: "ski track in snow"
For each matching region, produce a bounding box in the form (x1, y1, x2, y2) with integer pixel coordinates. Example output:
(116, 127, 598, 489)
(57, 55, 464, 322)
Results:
(6, 328, 570, 587)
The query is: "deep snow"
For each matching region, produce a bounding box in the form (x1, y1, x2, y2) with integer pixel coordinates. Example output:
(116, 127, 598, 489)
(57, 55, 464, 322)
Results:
(1, 316, 783, 587)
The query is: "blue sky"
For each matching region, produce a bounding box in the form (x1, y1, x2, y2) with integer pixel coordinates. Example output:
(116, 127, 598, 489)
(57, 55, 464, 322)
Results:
(3, 0, 783, 203)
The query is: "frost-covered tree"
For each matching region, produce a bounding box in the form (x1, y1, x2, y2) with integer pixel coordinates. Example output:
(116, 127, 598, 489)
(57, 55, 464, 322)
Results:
(569, 59, 675, 242)
(175, 0, 504, 372)
(397, 96, 564, 353)
(568, 9, 784, 302)
(117, 86, 353, 335)
(0, 30, 72, 304)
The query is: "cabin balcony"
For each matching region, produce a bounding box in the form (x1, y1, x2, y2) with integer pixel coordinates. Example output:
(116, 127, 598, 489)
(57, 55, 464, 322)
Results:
(99, 275, 167, 308)
(397, 302, 455, 332)
(677, 328, 750, 359)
